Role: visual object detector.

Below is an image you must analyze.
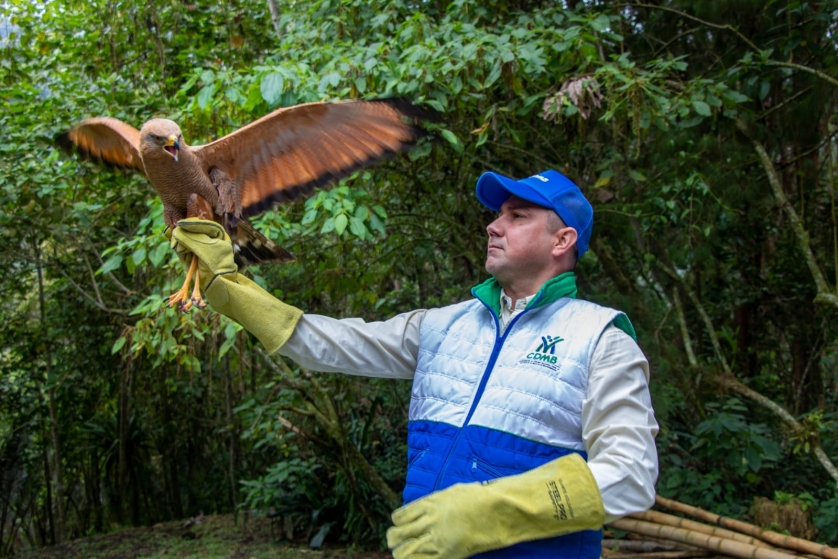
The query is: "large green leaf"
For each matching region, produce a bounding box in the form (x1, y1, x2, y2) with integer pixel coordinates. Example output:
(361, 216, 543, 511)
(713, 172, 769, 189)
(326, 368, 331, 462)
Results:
(260, 73, 285, 106)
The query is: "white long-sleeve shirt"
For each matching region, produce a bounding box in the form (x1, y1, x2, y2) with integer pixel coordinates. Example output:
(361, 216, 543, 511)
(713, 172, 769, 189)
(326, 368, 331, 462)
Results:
(279, 309, 659, 523)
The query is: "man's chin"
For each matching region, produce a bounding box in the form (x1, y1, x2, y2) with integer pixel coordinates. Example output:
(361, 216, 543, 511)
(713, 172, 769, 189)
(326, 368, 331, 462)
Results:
(485, 258, 503, 278)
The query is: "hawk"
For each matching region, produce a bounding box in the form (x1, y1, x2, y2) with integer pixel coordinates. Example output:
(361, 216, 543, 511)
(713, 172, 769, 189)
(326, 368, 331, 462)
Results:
(57, 98, 433, 310)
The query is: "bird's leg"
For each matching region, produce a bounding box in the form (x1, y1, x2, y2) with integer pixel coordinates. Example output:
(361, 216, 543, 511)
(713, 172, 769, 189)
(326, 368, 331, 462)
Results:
(168, 254, 199, 311)
(189, 269, 207, 310)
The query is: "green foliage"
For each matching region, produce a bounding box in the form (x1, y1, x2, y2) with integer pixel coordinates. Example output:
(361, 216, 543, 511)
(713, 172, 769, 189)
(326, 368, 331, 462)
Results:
(238, 453, 323, 520)
(815, 493, 838, 543)
(3, 0, 838, 553)
(657, 402, 781, 518)
(692, 399, 782, 476)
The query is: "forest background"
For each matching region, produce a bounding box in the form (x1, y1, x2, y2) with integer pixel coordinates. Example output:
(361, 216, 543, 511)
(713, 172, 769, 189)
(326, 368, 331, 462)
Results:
(2, 0, 838, 555)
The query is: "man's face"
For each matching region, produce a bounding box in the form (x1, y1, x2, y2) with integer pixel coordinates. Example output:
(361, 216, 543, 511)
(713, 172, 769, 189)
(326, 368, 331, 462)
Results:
(485, 196, 563, 287)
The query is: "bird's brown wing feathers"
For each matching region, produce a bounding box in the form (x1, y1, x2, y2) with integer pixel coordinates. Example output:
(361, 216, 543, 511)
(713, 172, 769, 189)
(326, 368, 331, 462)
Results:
(192, 98, 433, 219)
(56, 117, 145, 173)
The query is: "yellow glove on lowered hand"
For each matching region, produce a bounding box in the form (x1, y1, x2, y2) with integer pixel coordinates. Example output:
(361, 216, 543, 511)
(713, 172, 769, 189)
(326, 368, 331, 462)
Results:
(386, 453, 604, 559)
(169, 219, 303, 353)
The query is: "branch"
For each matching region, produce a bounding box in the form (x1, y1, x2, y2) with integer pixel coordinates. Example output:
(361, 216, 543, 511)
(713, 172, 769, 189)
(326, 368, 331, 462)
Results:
(79, 248, 105, 308)
(755, 86, 813, 123)
(630, 3, 838, 92)
(735, 120, 838, 309)
(487, 141, 558, 172)
(767, 60, 838, 90)
(672, 287, 697, 368)
(590, 237, 637, 295)
(276, 414, 331, 448)
(49, 260, 128, 315)
(651, 27, 702, 58)
(629, 3, 760, 51)
(254, 347, 307, 392)
(660, 261, 838, 486)
(255, 347, 400, 508)
(660, 263, 729, 372)
(777, 127, 838, 172)
(88, 241, 132, 295)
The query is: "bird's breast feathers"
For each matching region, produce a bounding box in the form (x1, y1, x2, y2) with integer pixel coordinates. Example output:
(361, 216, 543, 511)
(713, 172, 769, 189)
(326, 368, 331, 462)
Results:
(144, 150, 219, 210)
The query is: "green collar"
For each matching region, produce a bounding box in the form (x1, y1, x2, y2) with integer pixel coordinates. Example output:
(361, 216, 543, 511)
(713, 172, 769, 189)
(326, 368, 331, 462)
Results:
(470, 272, 637, 341)
(471, 272, 578, 316)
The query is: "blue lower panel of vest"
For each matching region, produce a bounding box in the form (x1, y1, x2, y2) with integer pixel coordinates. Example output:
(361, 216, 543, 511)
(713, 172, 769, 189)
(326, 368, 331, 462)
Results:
(472, 530, 602, 559)
(403, 421, 601, 558)
(403, 420, 588, 502)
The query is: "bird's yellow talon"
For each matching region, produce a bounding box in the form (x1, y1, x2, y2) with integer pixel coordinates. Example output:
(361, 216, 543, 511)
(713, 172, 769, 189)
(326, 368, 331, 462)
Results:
(168, 254, 201, 312)
(168, 289, 189, 309)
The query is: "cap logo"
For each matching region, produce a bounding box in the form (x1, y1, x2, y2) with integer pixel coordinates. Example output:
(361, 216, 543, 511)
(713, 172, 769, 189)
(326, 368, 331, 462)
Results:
(530, 174, 549, 182)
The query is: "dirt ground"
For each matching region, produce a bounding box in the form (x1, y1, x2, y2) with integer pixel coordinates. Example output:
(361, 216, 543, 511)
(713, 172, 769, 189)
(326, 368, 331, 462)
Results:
(14, 514, 392, 559)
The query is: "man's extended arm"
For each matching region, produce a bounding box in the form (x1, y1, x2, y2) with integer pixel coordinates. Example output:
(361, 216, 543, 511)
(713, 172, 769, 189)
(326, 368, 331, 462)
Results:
(583, 324, 659, 522)
(278, 312, 425, 379)
(169, 219, 425, 377)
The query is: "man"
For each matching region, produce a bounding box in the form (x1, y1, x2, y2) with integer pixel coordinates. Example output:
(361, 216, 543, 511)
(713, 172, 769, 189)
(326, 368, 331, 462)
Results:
(170, 169, 659, 559)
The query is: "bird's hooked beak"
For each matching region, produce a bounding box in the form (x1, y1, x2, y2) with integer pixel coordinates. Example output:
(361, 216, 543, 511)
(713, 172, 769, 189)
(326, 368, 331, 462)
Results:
(164, 135, 180, 162)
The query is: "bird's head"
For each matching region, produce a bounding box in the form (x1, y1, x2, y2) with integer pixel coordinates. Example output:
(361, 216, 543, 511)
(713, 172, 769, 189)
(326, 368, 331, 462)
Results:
(140, 119, 183, 162)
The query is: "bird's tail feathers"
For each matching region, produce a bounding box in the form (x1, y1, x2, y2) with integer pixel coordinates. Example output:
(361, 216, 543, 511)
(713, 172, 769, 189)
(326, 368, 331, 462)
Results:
(232, 221, 295, 268)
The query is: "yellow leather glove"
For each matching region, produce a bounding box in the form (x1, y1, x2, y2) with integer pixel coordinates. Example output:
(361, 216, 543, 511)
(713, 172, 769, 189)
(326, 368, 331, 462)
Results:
(386, 453, 604, 559)
(169, 219, 303, 353)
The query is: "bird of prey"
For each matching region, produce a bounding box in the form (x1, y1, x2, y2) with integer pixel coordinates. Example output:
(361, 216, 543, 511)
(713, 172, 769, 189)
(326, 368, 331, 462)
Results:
(57, 98, 433, 310)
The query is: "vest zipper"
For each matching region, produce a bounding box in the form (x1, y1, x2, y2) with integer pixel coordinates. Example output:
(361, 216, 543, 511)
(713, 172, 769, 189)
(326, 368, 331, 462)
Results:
(471, 457, 513, 479)
(408, 448, 428, 467)
(432, 292, 544, 490)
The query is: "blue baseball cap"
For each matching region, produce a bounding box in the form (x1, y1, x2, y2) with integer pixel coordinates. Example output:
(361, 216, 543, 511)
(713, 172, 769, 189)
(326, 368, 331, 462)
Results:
(475, 169, 593, 257)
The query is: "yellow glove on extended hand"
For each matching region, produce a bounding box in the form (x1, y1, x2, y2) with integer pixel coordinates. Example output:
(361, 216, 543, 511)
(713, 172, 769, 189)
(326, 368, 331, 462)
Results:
(169, 219, 303, 353)
(386, 453, 604, 559)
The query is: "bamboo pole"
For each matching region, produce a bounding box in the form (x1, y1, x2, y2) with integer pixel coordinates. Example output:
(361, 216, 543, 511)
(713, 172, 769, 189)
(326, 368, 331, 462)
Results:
(655, 496, 838, 559)
(602, 539, 699, 552)
(630, 510, 775, 549)
(609, 518, 799, 559)
(606, 551, 711, 559)
(626, 532, 707, 552)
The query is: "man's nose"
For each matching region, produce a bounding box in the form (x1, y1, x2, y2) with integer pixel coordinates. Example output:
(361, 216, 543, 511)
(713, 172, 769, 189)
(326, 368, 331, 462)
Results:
(487, 218, 502, 237)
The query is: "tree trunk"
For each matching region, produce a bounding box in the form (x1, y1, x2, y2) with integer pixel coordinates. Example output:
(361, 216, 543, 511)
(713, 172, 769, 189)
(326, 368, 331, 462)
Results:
(34, 240, 65, 543)
(223, 356, 239, 523)
(118, 361, 130, 523)
(161, 365, 183, 520)
(41, 419, 55, 546)
(265, 0, 282, 39)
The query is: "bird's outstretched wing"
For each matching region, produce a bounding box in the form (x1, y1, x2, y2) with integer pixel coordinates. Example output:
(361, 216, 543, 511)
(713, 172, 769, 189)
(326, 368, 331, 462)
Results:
(192, 98, 434, 218)
(56, 117, 145, 173)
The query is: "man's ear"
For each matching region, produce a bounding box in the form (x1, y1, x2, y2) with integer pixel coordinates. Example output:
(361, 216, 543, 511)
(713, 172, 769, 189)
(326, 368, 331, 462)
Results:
(552, 227, 578, 258)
